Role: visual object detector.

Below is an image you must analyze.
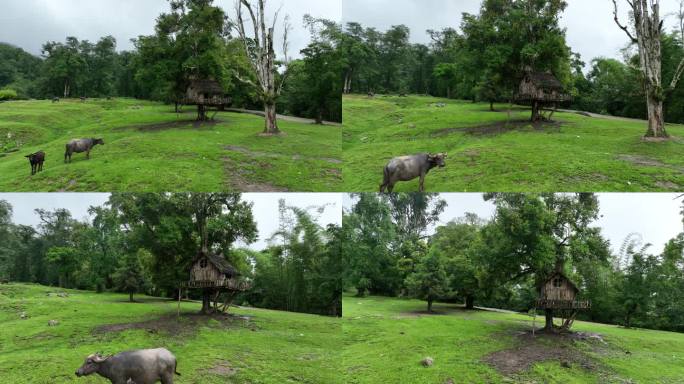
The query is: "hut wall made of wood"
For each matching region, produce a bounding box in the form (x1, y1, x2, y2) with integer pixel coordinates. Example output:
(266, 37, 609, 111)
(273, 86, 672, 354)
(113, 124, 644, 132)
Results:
(540, 276, 577, 301)
(518, 78, 570, 103)
(190, 258, 226, 282)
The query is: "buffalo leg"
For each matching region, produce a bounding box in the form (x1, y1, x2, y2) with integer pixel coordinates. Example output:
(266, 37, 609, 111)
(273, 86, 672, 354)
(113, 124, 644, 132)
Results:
(160, 372, 174, 384)
(86, 150, 90, 159)
(387, 183, 394, 193)
(419, 174, 426, 192)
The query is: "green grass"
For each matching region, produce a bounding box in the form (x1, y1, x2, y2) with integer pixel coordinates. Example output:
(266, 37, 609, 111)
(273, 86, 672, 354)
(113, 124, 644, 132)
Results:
(0, 284, 342, 383)
(342, 94, 684, 191)
(0, 99, 341, 192)
(342, 294, 684, 383)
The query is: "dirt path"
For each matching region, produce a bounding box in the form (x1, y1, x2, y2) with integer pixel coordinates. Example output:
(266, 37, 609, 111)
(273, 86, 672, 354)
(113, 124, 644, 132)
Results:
(223, 108, 341, 126)
(557, 109, 650, 124)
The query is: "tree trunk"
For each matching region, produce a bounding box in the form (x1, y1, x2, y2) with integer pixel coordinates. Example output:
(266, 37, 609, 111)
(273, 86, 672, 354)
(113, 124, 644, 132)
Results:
(645, 89, 667, 137)
(175, 102, 180, 113)
(344, 71, 352, 94)
(315, 109, 324, 125)
(201, 289, 212, 314)
(63, 80, 70, 99)
(544, 309, 555, 330)
(427, 297, 433, 312)
(465, 295, 474, 310)
(531, 101, 541, 122)
(129, 292, 134, 302)
(490, 101, 494, 111)
(264, 101, 279, 134)
(197, 105, 208, 121)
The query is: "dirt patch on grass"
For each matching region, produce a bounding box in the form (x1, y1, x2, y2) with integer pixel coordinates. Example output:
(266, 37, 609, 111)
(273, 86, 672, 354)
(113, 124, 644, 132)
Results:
(617, 155, 684, 174)
(223, 156, 289, 192)
(482, 332, 599, 376)
(433, 120, 562, 137)
(656, 181, 681, 189)
(205, 361, 238, 377)
(93, 313, 253, 337)
(226, 146, 342, 165)
(117, 119, 221, 132)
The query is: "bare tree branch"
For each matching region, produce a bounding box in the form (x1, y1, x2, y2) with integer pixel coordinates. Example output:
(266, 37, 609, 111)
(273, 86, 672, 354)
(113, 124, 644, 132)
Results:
(613, 0, 638, 43)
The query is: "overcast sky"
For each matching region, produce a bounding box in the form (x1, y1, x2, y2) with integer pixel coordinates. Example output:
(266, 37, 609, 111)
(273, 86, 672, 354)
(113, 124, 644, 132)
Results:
(343, 193, 684, 255)
(0, 193, 342, 252)
(342, 0, 684, 70)
(0, 0, 341, 58)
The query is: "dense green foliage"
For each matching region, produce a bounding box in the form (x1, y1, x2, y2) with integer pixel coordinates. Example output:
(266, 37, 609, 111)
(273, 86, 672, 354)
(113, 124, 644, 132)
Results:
(344, 193, 684, 333)
(572, 33, 684, 124)
(0, 43, 43, 97)
(0, 284, 342, 383)
(0, 194, 341, 316)
(342, 1, 573, 101)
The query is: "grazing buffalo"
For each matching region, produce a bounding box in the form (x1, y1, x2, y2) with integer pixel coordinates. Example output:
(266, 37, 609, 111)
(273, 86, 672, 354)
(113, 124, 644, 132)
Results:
(76, 348, 180, 384)
(52, 97, 60, 103)
(65, 138, 104, 163)
(25, 151, 45, 175)
(80, 96, 87, 102)
(380, 153, 447, 192)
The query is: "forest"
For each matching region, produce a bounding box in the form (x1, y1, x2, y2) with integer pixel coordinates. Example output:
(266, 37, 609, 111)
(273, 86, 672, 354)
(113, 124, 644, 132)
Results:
(340, 0, 684, 124)
(0, 0, 343, 123)
(343, 193, 684, 332)
(0, 193, 342, 317)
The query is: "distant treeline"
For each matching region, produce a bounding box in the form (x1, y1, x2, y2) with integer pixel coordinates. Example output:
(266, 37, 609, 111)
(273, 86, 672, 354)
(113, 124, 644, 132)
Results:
(340, 0, 684, 123)
(0, 194, 342, 317)
(343, 193, 684, 333)
(0, 2, 342, 123)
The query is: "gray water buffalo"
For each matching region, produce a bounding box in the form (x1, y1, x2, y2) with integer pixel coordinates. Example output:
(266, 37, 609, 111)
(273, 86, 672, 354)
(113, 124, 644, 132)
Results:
(76, 348, 180, 384)
(25, 151, 45, 175)
(65, 138, 104, 163)
(380, 153, 447, 192)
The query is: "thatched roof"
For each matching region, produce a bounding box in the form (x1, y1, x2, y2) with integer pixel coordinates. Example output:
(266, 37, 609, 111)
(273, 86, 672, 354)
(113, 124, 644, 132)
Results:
(524, 71, 564, 91)
(544, 271, 579, 293)
(187, 79, 224, 95)
(194, 252, 239, 277)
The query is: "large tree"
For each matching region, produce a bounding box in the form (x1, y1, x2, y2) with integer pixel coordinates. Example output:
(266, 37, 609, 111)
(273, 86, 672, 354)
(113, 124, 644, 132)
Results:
(230, 0, 291, 134)
(109, 193, 257, 310)
(405, 248, 450, 312)
(612, 0, 684, 137)
(430, 214, 485, 309)
(480, 193, 609, 331)
(461, 0, 573, 120)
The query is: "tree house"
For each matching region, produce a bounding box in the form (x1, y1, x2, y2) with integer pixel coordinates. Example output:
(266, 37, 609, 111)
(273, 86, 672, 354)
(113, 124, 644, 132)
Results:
(179, 251, 250, 314)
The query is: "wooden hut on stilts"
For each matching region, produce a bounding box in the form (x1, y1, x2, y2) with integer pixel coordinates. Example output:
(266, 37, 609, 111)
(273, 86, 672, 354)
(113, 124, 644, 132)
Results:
(178, 251, 250, 315)
(535, 272, 590, 331)
(180, 79, 231, 121)
(517, 69, 572, 122)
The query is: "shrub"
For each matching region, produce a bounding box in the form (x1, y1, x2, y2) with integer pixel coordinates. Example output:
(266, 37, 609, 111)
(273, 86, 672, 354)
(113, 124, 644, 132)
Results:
(0, 89, 18, 101)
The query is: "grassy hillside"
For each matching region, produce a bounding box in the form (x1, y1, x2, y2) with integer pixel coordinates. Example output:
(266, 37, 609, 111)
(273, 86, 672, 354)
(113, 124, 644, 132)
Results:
(342, 94, 684, 192)
(0, 99, 341, 192)
(0, 284, 342, 383)
(342, 295, 684, 383)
